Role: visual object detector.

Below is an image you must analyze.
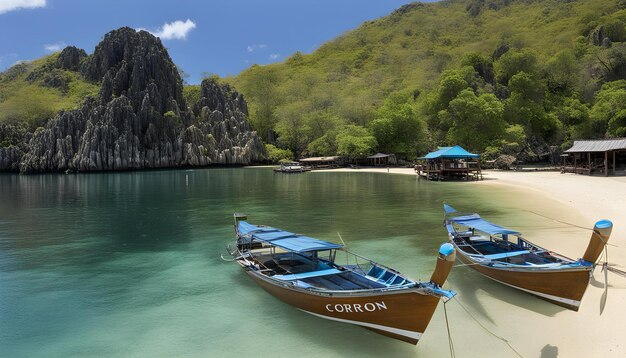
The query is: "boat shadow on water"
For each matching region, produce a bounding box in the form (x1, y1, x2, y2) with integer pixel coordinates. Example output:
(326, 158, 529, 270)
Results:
(449, 267, 567, 319)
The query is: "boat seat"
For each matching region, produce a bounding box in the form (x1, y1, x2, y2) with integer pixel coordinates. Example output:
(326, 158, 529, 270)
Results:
(322, 274, 363, 290)
(273, 268, 342, 281)
(483, 250, 530, 260)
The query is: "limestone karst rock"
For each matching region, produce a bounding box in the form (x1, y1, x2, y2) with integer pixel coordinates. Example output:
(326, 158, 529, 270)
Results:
(0, 27, 264, 173)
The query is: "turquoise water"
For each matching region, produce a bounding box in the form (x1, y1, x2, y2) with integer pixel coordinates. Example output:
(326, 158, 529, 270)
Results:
(0, 168, 533, 357)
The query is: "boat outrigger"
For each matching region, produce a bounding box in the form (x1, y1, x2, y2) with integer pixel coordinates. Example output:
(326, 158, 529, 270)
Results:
(226, 213, 456, 344)
(443, 204, 613, 311)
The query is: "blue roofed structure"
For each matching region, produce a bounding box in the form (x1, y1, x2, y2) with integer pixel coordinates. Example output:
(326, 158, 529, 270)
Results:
(416, 145, 482, 181)
(447, 214, 520, 235)
(420, 146, 480, 160)
(237, 221, 343, 253)
(443, 205, 519, 235)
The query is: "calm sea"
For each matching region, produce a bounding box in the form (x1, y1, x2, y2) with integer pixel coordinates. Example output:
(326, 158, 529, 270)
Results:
(0, 168, 552, 357)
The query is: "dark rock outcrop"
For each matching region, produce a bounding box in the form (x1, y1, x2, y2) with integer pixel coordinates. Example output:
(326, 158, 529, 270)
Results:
(57, 46, 87, 71)
(0, 27, 264, 173)
(492, 43, 510, 60)
(493, 155, 516, 170)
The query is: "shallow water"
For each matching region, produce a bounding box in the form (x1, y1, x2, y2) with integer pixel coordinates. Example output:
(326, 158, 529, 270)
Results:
(0, 168, 592, 357)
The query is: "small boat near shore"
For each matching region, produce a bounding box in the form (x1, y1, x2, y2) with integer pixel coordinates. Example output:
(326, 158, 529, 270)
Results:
(442, 204, 612, 311)
(273, 162, 311, 173)
(226, 213, 456, 344)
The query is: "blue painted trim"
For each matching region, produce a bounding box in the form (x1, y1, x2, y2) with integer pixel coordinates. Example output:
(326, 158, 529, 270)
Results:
(595, 220, 613, 229)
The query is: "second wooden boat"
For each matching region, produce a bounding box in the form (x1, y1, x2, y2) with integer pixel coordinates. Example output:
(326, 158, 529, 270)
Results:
(443, 204, 612, 311)
(226, 214, 456, 344)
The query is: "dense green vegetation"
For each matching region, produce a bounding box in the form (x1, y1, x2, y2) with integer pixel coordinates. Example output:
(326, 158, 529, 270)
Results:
(228, 0, 626, 160)
(0, 54, 99, 130)
(2, 0, 626, 163)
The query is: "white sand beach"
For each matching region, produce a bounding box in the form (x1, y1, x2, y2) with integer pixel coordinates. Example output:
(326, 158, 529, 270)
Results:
(314, 167, 626, 357)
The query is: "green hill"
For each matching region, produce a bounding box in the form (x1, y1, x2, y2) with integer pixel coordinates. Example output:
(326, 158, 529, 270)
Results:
(0, 51, 99, 132)
(227, 0, 626, 161)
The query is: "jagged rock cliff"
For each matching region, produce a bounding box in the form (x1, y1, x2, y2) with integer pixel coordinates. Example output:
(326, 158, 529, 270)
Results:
(1, 27, 264, 173)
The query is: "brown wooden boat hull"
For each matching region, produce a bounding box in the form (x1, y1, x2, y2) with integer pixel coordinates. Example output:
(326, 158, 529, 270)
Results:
(456, 250, 591, 311)
(246, 270, 441, 344)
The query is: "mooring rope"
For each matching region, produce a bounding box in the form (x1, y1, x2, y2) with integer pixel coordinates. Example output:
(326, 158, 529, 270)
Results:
(443, 301, 455, 358)
(526, 210, 619, 248)
(605, 265, 626, 277)
(526, 210, 591, 231)
(451, 295, 524, 358)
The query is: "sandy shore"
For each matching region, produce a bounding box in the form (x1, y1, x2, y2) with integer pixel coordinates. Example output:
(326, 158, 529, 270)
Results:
(314, 167, 626, 357)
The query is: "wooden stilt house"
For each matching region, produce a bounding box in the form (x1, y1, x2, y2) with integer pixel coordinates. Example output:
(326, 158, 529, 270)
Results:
(416, 146, 481, 181)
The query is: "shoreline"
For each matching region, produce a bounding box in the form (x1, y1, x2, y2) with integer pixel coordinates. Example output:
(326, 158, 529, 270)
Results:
(313, 166, 626, 357)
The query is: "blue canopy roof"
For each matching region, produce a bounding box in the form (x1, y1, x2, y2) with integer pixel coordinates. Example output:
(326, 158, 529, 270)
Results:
(448, 213, 520, 235)
(421, 146, 480, 160)
(237, 221, 343, 253)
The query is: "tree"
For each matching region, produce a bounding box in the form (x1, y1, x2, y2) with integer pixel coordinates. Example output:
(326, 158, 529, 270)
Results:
(494, 48, 538, 85)
(304, 111, 343, 156)
(504, 72, 559, 140)
(591, 80, 626, 137)
(240, 67, 281, 142)
(608, 110, 626, 137)
(555, 98, 592, 147)
(335, 125, 377, 160)
(461, 52, 495, 84)
(544, 50, 580, 96)
(443, 89, 506, 152)
(369, 94, 427, 158)
(265, 144, 294, 163)
(426, 67, 478, 143)
(275, 101, 308, 157)
(307, 133, 337, 156)
(428, 69, 473, 114)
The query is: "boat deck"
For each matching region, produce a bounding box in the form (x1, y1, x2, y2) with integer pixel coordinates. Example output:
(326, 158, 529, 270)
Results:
(452, 234, 562, 265)
(248, 251, 412, 291)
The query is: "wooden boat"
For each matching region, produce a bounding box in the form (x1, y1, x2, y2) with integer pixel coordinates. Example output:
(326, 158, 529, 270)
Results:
(226, 213, 456, 345)
(273, 162, 310, 173)
(443, 204, 613, 311)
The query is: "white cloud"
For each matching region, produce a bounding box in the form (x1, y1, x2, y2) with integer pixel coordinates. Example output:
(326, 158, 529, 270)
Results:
(247, 44, 267, 53)
(44, 41, 66, 52)
(269, 53, 281, 60)
(148, 19, 196, 40)
(0, 0, 46, 15)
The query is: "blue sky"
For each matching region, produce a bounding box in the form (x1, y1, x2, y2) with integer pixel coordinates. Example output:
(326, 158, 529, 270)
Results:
(0, 0, 437, 84)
